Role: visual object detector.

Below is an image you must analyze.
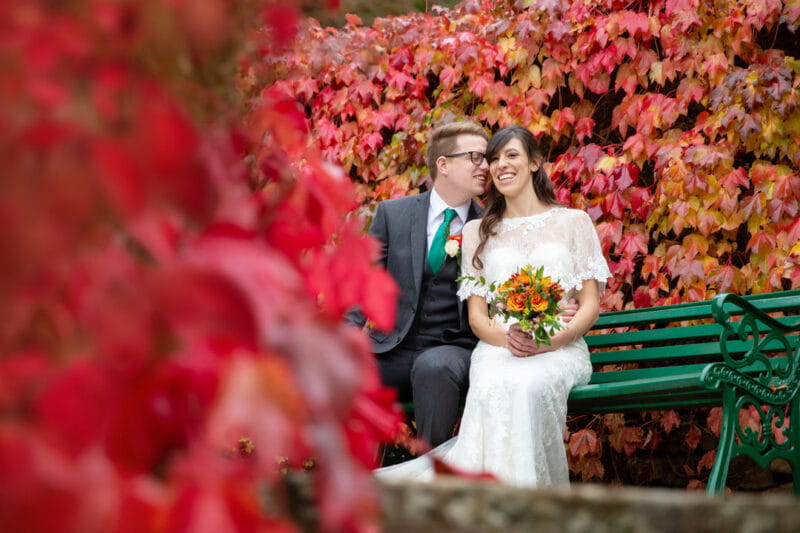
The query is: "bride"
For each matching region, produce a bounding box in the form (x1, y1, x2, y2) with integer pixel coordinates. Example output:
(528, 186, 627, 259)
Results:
(376, 125, 611, 487)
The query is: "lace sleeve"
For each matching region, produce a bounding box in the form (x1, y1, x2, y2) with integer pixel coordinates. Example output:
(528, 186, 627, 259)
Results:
(457, 220, 491, 300)
(571, 210, 612, 292)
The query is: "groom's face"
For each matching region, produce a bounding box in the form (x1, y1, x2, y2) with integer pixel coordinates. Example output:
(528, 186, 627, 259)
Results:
(438, 134, 489, 202)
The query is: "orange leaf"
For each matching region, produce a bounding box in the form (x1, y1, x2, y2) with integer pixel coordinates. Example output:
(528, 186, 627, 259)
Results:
(568, 428, 600, 456)
(687, 479, 706, 491)
(706, 407, 723, 437)
(684, 425, 701, 449)
(698, 450, 716, 472)
(660, 410, 681, 435)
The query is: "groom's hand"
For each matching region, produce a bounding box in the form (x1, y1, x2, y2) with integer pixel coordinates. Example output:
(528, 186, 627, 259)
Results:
(559, 298, 579, 323)
(506, 323, 539, 357)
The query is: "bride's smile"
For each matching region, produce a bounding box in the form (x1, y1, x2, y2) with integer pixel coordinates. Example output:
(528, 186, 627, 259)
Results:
(489, 137, 538, 199)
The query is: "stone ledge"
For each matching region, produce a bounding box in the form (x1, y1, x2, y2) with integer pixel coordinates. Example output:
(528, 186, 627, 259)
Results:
(380, 478, 800, 533)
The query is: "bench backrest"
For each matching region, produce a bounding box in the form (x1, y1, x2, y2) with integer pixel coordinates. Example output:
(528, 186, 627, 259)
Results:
(585, 289, 800, 367)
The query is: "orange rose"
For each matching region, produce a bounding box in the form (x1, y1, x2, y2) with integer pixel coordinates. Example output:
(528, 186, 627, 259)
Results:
(529, 293, 548, 313)
(506, 292, 527, 312)
(516, 273, 531, 286)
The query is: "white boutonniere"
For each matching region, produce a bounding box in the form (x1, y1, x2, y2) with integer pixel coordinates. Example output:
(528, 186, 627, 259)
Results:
(445, 234, 462, 260)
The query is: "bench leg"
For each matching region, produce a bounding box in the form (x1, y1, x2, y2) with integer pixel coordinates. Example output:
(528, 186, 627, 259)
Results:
(791, 397, 800, 496)
(706, 388, 736, 496)
(795, 467, 800, 496)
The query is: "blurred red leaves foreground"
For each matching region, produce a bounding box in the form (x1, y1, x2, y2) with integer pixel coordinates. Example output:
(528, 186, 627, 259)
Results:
(0, 0, 399, 531)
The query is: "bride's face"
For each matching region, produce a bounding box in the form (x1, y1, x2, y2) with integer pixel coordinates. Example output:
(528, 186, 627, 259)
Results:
(488, 138, 538, 199)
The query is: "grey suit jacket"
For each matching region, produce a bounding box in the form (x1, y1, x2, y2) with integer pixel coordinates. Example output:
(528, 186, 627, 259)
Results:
(352, 190, 482, 353)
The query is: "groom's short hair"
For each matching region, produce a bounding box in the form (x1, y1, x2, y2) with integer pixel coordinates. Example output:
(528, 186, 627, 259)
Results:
(427, 121, 488, 180)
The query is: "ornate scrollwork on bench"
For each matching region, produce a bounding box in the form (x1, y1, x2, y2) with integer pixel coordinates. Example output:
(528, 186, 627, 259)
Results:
(731, 396, 793, 457)
(701, 293, 800, 405)
(700, 293, 800, 491)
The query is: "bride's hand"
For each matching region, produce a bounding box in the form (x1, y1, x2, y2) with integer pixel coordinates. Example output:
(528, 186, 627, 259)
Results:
(528, 326, 577, 355)
(558, 298, 579, 323)
(508, 323, 574, 357)
(506, 323, 540, 357)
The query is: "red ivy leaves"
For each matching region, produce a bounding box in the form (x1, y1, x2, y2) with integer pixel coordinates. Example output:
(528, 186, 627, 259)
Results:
(660, 410, 681, 435)
(254, 0, 800, 309)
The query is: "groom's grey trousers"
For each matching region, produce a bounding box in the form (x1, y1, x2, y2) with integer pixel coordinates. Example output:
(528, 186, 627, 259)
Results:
(347, 191, 480, 447)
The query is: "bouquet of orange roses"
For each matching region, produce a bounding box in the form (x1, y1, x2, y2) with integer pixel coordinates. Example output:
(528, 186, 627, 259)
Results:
(464, 265, 565, 347)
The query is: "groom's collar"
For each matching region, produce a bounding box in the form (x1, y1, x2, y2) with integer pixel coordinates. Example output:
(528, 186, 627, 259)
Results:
(429, 187, 470, 224)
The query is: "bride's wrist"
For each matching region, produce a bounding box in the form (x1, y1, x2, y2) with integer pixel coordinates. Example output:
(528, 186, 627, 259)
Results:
(561, 325, 581, 345)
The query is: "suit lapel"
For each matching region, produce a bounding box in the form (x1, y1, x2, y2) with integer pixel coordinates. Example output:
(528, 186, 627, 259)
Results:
(467, 199, 482, 222)
(410, 191, 430, 296)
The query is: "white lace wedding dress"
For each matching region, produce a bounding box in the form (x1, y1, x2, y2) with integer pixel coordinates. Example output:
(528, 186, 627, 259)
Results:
(376, 207, 611, 487)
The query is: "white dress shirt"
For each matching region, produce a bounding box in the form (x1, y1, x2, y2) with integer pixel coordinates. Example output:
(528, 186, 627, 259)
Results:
(427, 187, 471, 252)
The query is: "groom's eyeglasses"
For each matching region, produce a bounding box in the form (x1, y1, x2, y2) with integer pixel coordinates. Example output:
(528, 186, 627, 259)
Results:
(444, 151, 486, 165)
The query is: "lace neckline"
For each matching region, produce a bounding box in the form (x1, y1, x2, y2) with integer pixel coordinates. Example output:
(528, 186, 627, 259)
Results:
(500, 207, 565, 227)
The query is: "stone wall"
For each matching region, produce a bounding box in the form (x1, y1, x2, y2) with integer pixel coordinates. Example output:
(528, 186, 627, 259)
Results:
(380, 478, 800, 533)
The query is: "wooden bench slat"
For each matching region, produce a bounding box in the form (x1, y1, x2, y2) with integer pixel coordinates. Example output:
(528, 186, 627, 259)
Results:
(586, 362, 710, 384)
(586, 317, 800, 348)
(584, 356, 788, 386)
(571, 372, 704, 399)
(586, 323, 722, 347)
(569, 394, 722, 413)
(593, 290, 800, 329)
(587, 337, 793, 365)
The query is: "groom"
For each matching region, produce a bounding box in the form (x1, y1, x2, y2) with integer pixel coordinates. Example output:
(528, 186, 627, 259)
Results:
(352, 121, 489, 446)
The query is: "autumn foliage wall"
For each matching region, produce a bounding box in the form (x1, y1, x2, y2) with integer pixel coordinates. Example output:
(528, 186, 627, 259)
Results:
(1, 0, 401, 531)
(256, 0, 800, 307)
(250, 0, 800, 487)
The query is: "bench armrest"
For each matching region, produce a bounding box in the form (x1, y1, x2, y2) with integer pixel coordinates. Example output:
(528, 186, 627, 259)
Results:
(701, 293, 800, 405)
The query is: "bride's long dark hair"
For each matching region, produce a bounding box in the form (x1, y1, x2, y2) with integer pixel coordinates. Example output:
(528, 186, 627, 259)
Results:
(473, 125, 560, 270)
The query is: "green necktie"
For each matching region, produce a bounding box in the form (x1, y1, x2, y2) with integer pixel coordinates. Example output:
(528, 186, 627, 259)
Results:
(428, 208, 458, 274)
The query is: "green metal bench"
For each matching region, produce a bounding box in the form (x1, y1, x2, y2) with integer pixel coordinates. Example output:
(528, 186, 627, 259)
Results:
(570, 289, 800, 495)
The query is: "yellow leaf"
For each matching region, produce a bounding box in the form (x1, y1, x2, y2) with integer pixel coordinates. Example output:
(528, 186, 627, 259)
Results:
(700, 255, 718, 275)
(526, 114, 547, 135)
(683, 233, 709, 256)
(526, 65, 541, 89)
(508, 47, 528, 68)
(596, 155, 616, 172)
(499, 36, 516, 54)
(649, 61, 665, 85)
